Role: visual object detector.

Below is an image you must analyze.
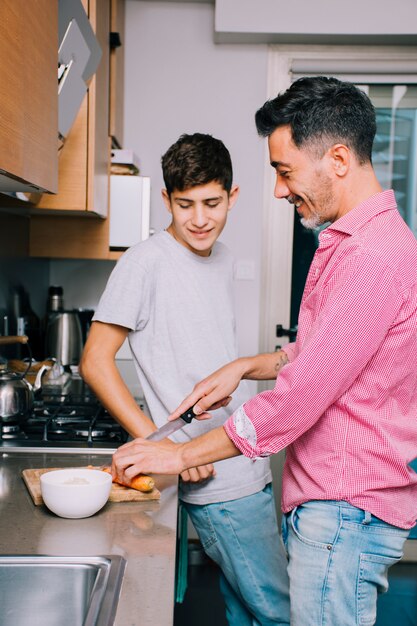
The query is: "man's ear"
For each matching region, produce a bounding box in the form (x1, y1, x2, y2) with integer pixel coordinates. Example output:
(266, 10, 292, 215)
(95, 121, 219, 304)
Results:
(227, 185, 240, 210)
(328, 144, 350, 177)
(161, 189, 172, 213)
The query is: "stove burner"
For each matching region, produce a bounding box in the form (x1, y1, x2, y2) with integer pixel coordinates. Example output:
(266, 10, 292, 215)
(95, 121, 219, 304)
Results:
(0, 378, 134, 448)
(2, 424, 21, 434)
(0, 423, 27, 440)
(74, 428, 109, 439)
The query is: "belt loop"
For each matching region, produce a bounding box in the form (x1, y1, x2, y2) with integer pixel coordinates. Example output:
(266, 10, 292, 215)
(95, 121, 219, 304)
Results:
(363, 511, 372, 525)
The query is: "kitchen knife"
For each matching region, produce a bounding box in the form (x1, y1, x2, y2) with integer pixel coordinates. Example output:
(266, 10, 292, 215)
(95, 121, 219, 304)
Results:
(146, 407, 196, 442)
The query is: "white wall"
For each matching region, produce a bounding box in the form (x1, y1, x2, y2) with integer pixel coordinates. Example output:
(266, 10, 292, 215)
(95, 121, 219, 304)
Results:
(124, 0, 268, 358)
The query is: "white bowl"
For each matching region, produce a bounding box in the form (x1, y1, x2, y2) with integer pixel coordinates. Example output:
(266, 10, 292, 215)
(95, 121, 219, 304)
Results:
(40, 468, 112, 519)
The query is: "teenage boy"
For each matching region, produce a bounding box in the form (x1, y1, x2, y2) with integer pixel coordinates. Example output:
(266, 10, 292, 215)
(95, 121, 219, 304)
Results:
(80, 133, 290, 626)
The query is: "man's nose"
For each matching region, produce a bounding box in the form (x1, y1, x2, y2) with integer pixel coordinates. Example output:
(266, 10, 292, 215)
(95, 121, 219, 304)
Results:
(274, 177, 290, 199)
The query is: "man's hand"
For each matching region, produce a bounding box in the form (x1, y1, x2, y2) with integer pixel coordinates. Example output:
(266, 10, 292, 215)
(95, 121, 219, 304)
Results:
(169, 359, 247, 421)
(112, 426, 240, 483)
(112, 437, 186, 483)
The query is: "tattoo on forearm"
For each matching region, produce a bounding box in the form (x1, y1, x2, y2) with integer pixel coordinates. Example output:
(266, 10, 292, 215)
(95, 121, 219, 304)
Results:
(275, 352, 289, 374)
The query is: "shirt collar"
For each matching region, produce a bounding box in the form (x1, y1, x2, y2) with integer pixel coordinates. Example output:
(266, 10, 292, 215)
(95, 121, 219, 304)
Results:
(327, 189, 398, 236)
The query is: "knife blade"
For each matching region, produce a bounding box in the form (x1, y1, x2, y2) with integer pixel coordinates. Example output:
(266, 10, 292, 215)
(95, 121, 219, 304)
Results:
(146, 407, 196, 442)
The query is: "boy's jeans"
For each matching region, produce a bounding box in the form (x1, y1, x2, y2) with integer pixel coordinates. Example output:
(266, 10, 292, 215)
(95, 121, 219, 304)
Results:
(183, 484, 290, 625)
(281, 500, 410, 626)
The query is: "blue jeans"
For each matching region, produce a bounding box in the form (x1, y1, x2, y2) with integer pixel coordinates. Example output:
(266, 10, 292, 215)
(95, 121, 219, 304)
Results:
(281, 500, 410, 626)
(183, 484, 290, 625)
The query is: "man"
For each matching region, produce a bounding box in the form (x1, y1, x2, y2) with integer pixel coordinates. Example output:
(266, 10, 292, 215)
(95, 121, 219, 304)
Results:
(80, 133, 290, 626)
(112, 78, 417, 626)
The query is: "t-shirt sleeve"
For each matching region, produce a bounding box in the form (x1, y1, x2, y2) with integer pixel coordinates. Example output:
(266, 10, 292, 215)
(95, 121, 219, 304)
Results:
(93, 252, 151, 331)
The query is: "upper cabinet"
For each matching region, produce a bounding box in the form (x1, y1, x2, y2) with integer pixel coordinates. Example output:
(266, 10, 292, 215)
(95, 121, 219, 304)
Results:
(0, 1, 58, 194)
(31, 0, 110, 217)
(29, 0, 128, 260)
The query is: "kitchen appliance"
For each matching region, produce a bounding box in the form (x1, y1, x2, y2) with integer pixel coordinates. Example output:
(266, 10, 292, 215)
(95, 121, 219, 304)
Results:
(0, 374, 131, 451)
(0, 335, 48, 425)
(109, 175, 150, 250)
(76, 308, 95, 344)
(45, 311, 83, 366)
(146, 407, 196, 442)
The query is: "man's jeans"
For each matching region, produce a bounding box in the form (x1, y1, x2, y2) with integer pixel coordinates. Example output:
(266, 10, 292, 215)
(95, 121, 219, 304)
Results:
(281, 500, 410, 626)
(183, 484, 290, 625)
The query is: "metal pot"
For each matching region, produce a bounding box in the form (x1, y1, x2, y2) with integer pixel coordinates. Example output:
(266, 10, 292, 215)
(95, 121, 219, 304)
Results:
(0, 335, 48, 425)
(0, 369, 34, 424)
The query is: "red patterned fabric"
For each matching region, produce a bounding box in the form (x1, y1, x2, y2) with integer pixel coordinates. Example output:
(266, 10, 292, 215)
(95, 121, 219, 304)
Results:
(225, 190, 417, 528)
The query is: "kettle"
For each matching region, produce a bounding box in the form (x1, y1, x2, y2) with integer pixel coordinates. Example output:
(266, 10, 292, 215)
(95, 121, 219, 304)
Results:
(45, 311, 83, 366)
(0, 335, 47, 424)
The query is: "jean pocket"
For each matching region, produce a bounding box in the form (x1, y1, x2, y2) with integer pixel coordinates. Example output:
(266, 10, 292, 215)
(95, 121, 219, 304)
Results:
(358, 552, 402, 626)
(186, 503, 218, 551)
(289, 504, 338, 551)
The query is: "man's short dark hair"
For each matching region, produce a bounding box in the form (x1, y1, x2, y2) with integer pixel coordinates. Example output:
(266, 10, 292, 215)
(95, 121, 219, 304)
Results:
(255, 76, 376, 164)
(161, 133, 233, 195)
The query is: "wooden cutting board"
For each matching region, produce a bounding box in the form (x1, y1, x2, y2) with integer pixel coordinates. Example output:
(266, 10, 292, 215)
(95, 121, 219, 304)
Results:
(22, 467, 160, 505)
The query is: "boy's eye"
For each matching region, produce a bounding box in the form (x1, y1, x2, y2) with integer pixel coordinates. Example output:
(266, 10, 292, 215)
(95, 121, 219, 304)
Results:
(178, 203, 192, 209)
(206, 201, 220, 208)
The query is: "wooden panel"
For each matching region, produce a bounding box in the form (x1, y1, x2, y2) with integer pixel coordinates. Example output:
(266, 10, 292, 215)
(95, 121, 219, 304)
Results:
(35, 97, 88, 212)
(30, 212, 110, 259)
(22, 467, 160, 505)
(0, 1, 58, 193)
(109, 0, 125, 144)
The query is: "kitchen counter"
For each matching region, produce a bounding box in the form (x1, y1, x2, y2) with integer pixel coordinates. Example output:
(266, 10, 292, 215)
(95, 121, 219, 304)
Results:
(0, 450, 178, 626)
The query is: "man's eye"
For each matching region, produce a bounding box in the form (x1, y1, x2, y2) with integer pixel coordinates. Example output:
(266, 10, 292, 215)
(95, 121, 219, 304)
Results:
(206, 202, 220, 208)
(178, 203, 191, 209)
(278, 171, 290, 179)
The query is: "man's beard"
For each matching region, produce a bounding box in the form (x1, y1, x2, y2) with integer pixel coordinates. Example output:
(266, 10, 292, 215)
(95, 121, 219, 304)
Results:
(300, 212, 322, 230)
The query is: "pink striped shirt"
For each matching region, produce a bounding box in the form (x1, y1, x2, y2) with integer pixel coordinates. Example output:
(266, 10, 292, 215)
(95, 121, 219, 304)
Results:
(225, 190, 417, 529)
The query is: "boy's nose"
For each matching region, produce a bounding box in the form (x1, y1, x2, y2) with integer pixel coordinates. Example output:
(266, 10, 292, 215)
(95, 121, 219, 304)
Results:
(192, 207, 209, 227)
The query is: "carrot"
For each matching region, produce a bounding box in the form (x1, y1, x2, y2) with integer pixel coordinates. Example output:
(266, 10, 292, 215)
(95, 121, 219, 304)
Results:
(101, 466, 155, 492)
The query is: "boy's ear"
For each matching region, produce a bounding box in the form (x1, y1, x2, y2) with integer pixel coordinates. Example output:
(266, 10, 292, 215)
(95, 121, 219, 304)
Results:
(162, 189, 172, 213)
(228, 185, 240, 210)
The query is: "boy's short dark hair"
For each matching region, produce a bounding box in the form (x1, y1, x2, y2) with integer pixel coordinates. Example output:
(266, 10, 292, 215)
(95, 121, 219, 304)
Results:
(255, 76, 376, 164)
(161, 133, 233, 195)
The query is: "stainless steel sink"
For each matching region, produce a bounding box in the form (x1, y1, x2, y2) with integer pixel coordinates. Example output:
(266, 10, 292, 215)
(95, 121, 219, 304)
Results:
(0, 555, 126, 626)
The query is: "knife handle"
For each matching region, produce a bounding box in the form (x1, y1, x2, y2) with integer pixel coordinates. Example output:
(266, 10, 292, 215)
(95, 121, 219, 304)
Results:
(180, 407, 196, 423)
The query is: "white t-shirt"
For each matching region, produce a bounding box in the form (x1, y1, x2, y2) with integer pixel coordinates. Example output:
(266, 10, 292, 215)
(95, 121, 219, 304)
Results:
(94, 231, 271, 504)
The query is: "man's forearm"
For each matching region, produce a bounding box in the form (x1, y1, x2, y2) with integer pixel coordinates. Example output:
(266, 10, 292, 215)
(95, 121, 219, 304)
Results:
(179, 425, 241, 469)
(240, 350, 289, 381)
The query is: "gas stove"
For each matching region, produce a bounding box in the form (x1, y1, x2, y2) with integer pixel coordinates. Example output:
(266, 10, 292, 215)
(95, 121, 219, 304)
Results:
(0, 376, 132, 452)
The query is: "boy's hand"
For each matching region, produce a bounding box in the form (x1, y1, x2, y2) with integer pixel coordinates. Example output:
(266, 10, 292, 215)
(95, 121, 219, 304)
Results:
(180, 464, 215, 483)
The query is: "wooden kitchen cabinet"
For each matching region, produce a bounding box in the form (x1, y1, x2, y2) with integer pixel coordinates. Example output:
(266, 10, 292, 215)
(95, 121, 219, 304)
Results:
(0, 0, 58, 194)
(29, 0, 117, 260)
(109, 0, 125, 147)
